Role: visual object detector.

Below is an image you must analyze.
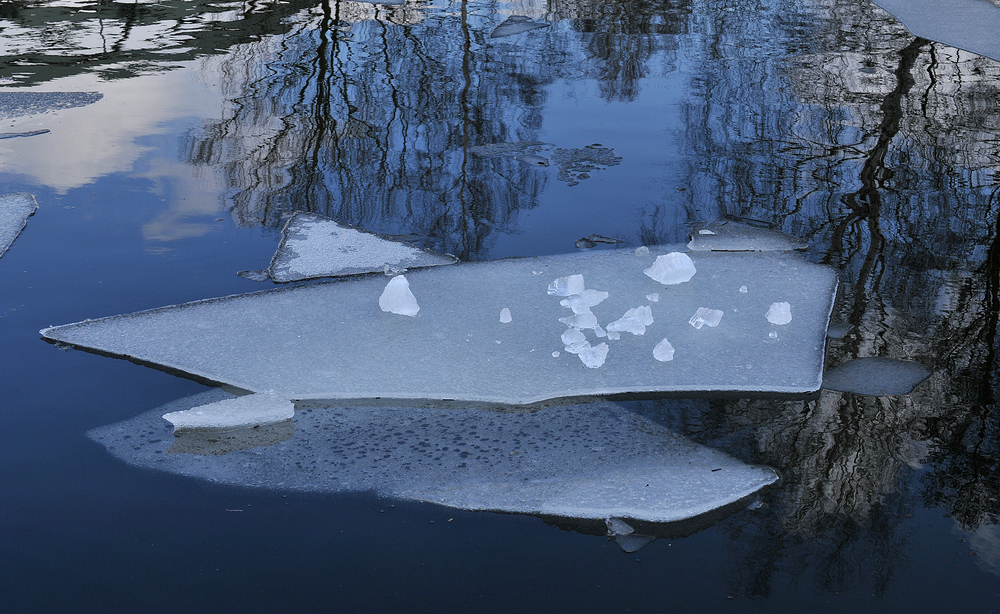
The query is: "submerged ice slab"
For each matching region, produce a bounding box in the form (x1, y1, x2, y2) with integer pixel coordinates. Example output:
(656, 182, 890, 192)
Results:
(0, 193, 38, 258)
(89, 390, 779, 525)
(490, 16, 551, 38)
(269, 213, 457, 282)
(162, 393, 294, 430)
(822, 358, 932, 396)
(42, 249, 839, 403)
(872, 0, 1000, 63)
(688, 221, 807, 252)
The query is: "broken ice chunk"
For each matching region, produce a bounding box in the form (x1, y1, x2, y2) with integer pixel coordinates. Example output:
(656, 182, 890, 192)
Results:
(606, 331, 621, 341)
(499, 307, 512, 323)
(606, 517, 635, 536)
(765, 302, 791, 325)
(551, 351, 560, 358)
(646, 293, 659, 303)
(606, 305, 654, 336)
(653, 338, 675, 362)
(564, 340, 590, 355)
(561, 328, 587, 346)
(559, 311, 598, 329)
(644, 252, 697, 285)
(162, 393, 294, 430)
(739, 285, 748, 294)
(594, 324, 607, 338)
(0, 193, 38, 258)
(578, 342, 608, 368)
(548, 274, 585, 296)
(559, 289, 609, 313)
(634, 246, 650, 257)
(689, 307, 723, 329)
(379, 275, 420, 316)
(698, 229, 716, 235)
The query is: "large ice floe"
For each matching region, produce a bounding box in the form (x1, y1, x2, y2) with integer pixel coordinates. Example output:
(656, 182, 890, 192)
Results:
(872, 0, 1000, 63)
(0, 193, 38, 258)
(268, 212, 457, 282)
(42, 248, 838, 403)
(88, 389, 779, 528)
(0, 91, 103, 119)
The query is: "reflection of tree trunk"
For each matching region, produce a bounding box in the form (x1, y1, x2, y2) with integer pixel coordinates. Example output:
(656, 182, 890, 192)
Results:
(458, 0, 472, 259)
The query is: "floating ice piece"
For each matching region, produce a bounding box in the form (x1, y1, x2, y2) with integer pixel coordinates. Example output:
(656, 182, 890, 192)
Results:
(0, 91, 103, 119)
(269, 213, 457, 282)
(90, 391, 780, 525)
(42, 250, 839, 403)
(500, 308, 512, 323)
(559, 311, 599, 330)
(689, 307, 723, 329)
(688, 221, 807, 252)
(490, 15, 551, 38)
(739, 285, 748, 294)
(559, 289, 609, 313)
(379, 275, 419, 316)
(551, 145, 622, 186)
(548, 274, 585, 296)
(827, 322, 854, 339)
(606, 517, 635, 536)
(514, 153, 549, 167)
(635, 246, 650, 257)
(0, 129, 49, 139)
(616, 534, 655, 553)
(576, 234, 623, 249)
(594, 324, 607, 338)
(606, 305, 654, 336)
(653, 339, 675, 362)
(765, 302, 792, 325)
(646, 293, 659, 303)
(162, 393, 294, 431)
(872, 0, 1000, 63)
(644, 252, 697, 285)
(0, 193, 38, 258)
(822, 358, 932, 396)
(578, 343, 608, 368)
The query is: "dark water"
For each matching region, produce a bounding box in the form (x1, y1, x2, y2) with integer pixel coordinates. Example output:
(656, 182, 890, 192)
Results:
(2, 0, 1000, 610)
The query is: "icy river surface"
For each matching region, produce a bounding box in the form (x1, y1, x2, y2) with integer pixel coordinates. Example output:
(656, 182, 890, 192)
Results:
(3, 0, 1000, 611)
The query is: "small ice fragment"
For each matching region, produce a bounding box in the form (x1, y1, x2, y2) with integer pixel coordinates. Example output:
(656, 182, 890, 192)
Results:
(739, 285, 748, 293)
(594, 324, 607, 338)
(606, 305, 654, 336)
(499, 307, 512, 323)
(698, 229, 716, 235)
(379, 275, 419, 316)
(564, 340, 590, 355)
(689, 307, 723, 329)
(559, 289, 609, 313)
(606, 517, 635, 536)
(548, 274, 585, 296)
(578, 342, 608, 368)
(768, 331, 778, 339)
(644, 252, 697, 285)
(551, 351, 560, 358)
(607, 331, 621, 341)
(561, 328, 587, 346)
(646, 293, 659, 302)
(559, 311, 598, 329)
(653, 338, 675, 362)
(634, 246, 650, 257)
(765, 302, 792, 325)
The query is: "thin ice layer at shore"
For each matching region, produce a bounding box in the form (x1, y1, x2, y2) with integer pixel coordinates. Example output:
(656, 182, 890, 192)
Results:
(688, 220, 807, 252)
(0, 193, 38, 258)
(89, 390, 779, 525)
(42, 249, 838, 404)
(269, 212, 457, 282)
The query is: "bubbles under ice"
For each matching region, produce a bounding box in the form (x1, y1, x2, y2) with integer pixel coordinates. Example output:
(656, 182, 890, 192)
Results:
(689, 307, 723, 329)
(653, 338, 675, 362)
(548, 274, 585, 297)
(644, 252, 697, 285)
(379, 275, 420, 316)
(606, 305, 654, 336)
(499, 307, 512, 323)
(765, 302, 792, 325)
(578, 342, 609, 368)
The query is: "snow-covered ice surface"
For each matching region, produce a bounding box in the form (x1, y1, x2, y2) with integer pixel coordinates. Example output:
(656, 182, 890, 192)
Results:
(688, 221, 807, 252)
(269, 212, 457, 282)
(822, 358, 932, 396)
(88, 389, 779, 525)
(162, 393, 294, 430)
(42, 249, 838, 403)
(873, 0, 1000, 62)
(0, 193, 38, 258)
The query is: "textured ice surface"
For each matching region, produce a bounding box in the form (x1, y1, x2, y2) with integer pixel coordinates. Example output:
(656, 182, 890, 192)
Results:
(653, 338, 675, 362)
(499, 308, 512, 323)
(89, 390, 779, 524)
(765, 302, 792, 325)
(688, 221, 807, 252)
(42, 249, 839, 403)
(0, 91, 102, 119)
(606, 305, 654, 336)
(269, 213, 457, 282)
(162, 393, 294, 430)
(872, 0, 1000, 63)
(0, 193, 37, 258)
(490, 16, 551, 38)
(551, 145, 622, 186)
(822, 358, 932, 396)
(644, 253, 697, 285)
(689, 307, 724, 330)
(548, 274, 586, 297)
(379, 275, 419, 316)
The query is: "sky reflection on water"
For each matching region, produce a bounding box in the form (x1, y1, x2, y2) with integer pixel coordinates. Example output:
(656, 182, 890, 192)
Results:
(2, 0, 1000, 608)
